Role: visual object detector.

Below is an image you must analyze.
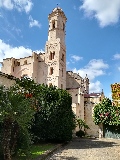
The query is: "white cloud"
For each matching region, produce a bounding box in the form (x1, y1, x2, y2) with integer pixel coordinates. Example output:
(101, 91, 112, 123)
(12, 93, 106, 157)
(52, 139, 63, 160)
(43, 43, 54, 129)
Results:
(0, 0, 33, 13)
(71, 55, 83, 61)
(0, 39, 32, 62)
(89, 81, 101, 93)
(72, 59, 109, 93)
(80, 0, 120, 27)
(113, 53, 120, 60)
(23, 0, 33, 13)
(0, 0, 13, 10)
(73, 59, 109, 80)
(29, 15, 41, 28)
(0, 39, 45, 63)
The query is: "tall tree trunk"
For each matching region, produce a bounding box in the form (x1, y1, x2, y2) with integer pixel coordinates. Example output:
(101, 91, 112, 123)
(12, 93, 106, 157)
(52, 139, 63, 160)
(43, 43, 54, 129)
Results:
(3, 118, 12, 160)
(10, 122, 19, 155)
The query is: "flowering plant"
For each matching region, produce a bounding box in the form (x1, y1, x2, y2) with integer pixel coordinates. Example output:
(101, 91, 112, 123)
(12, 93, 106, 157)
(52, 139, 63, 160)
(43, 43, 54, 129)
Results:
(93, 98, 120, 125)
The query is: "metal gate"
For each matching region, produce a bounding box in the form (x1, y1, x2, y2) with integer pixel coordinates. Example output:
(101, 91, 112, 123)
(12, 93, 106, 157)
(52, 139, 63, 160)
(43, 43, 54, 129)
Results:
(103, 124, 120, 139)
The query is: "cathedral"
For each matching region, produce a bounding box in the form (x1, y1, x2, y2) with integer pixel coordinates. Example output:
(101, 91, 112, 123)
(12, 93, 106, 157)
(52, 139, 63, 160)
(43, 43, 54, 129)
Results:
(0, 7, 104, 137)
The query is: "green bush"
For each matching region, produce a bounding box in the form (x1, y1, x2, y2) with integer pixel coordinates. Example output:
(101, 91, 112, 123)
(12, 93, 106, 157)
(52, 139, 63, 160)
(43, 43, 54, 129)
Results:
(0, 84, 35, 160)
(31, 85, 76, 142)
(17, 78, 76, 142)
(76, 130, 85, 137)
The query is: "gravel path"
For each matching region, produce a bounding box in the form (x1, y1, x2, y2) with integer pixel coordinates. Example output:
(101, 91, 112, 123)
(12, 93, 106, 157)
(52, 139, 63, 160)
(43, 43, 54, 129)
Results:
(45, 138, 120, 160)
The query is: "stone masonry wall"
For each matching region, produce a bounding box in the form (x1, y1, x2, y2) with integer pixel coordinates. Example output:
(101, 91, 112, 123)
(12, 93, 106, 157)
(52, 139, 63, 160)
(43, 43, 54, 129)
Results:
(0, 72, 16, 88)
(84, 101, 99, 137)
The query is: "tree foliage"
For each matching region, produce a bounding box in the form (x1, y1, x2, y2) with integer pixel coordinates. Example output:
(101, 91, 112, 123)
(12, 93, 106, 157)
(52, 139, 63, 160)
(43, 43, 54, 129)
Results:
(17, 78, 76, 142)
(31, 84, 76, 142)
(0, 77, 76, 159)
(0, 84, 35, 160)
(93, 97, 120, 125)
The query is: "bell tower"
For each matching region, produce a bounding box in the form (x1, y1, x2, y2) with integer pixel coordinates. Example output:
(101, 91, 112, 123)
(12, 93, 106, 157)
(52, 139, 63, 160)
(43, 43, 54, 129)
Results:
(45, 7, 67, 89)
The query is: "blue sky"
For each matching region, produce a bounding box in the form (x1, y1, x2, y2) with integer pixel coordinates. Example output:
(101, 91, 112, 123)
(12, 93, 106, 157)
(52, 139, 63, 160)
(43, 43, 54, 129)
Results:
(0, 0, 120, 98)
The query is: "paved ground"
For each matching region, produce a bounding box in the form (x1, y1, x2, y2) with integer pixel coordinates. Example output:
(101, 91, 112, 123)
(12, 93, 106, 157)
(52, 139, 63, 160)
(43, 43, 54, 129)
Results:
(45, 138, 120, 160)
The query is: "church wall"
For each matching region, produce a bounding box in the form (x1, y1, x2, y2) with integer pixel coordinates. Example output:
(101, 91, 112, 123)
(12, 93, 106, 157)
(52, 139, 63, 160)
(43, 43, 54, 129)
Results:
(67, 88, 85, 121)
(14, 63, 32, 78)
(67, 88, 79, 104)
(84, 95, 103, 137)
(84, 102, 99, 137)
(66, 72, 80, 89)
(1, 56, 34, 79)
(0, 72, 16, 88)
(1, 58, 13, 75)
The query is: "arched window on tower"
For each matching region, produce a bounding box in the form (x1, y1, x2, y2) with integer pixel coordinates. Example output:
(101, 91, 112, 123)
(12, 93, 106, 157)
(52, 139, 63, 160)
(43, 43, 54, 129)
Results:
(49, 67, 53, 75)
(49, 51, 55, 60)
(49, 52, 52, 60)
(52, 20, 55, 29)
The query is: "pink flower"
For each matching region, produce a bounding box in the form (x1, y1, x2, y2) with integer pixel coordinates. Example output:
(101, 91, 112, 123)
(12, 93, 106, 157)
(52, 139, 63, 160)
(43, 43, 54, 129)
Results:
(105, 112, 109, 116)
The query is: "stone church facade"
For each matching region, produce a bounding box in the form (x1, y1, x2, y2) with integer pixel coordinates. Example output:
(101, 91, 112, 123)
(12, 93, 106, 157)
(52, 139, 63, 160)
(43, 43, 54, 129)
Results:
(0, 7, 104, 137)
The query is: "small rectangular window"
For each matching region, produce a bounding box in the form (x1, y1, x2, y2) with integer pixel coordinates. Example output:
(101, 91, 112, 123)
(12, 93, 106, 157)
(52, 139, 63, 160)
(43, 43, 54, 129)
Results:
(49, 52, 52, 60)
(61, 84, 63, 89)
(49, 67, 53, 75)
